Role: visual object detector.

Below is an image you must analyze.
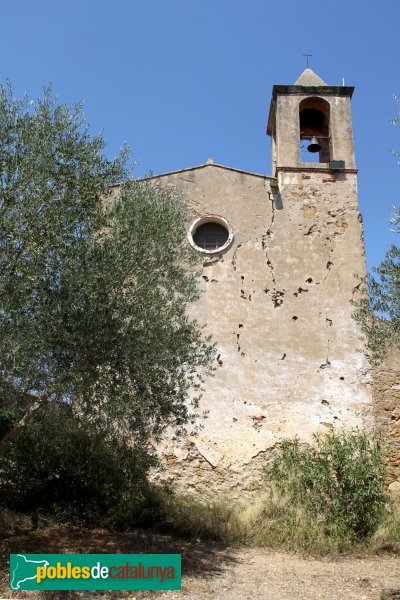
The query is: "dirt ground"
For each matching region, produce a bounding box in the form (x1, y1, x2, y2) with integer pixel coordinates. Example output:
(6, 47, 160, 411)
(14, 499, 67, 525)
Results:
(1, 526, 399, 600)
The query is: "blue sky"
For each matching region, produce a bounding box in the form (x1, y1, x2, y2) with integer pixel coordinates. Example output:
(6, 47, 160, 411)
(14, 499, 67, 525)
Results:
(0, 0, 398, 271)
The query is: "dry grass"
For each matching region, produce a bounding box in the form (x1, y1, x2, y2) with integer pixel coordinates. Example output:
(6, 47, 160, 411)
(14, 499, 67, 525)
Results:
(157, 488, 400, 555)
(2, 489, 399, 560)
(372, 497, 400, 551)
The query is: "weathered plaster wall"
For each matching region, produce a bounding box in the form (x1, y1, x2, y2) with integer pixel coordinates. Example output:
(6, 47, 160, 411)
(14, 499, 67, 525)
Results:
(151, 163, 374, 495)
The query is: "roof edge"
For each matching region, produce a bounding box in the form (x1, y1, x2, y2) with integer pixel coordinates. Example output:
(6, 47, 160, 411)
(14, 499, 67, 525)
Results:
(272, 84, 354, 99)
(134, 162, 274, 181)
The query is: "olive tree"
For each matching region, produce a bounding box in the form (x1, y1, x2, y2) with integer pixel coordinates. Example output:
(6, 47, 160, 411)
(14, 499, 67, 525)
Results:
(0, 83, 213, 455)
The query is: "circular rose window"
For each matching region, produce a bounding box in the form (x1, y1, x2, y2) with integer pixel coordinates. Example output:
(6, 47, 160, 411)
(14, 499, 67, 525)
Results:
(188, 215, 234, 255)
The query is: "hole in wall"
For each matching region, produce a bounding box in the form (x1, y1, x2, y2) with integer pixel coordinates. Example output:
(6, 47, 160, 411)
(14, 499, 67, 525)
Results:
(294, 287, 309, 296)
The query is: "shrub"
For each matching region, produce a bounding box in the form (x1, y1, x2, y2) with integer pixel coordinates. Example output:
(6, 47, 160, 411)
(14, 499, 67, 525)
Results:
(266, 431, 387, 539)
(0, 403, 155, 527)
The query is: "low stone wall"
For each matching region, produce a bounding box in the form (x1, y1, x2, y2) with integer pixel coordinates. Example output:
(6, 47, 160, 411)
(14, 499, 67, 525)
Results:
(373, 346, 400, 486)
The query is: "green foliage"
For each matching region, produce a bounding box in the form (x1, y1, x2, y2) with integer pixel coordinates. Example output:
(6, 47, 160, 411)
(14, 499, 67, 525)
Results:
(0, 403, 155, 526)
(0, 410, 16, 439)
(353, 100, 400, 362)
(104, 489, 167, 531)
(79, 180, 214, 440)
(0, 81, 214, 450)
(266, 431, 387, 539)
(353, 243, 400, 363)
(0, 82, 128, 398)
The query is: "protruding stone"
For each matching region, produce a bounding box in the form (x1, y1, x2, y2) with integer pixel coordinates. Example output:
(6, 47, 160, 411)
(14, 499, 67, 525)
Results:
(388, 480, 400, 495)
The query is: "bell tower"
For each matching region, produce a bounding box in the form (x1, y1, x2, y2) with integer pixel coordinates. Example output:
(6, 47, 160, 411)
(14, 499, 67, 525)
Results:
(267, 68, 356, 175)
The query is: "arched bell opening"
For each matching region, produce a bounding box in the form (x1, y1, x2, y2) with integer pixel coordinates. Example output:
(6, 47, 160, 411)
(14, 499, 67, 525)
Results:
(299, 97, 330, 163)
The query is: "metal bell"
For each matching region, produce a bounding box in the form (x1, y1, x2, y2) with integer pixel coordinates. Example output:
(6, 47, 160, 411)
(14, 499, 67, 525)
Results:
(307, 136, 321, 153)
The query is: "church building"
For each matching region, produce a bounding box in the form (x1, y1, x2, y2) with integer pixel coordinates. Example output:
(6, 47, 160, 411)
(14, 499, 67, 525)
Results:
(152, 69, 373, 495)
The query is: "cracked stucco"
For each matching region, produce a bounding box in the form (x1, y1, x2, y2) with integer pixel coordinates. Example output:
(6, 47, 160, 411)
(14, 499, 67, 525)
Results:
(148, 163, 374, 496)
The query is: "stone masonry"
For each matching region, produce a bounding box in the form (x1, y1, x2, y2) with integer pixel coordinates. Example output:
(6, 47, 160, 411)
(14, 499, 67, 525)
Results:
(373, 347, 400, 487)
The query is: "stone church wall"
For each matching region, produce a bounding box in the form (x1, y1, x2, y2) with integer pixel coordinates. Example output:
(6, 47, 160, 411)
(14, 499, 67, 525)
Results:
(150, 163, 374, 496)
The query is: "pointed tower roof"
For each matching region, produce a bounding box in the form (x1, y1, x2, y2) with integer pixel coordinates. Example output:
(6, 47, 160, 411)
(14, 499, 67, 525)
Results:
(295, 68, 327, 86)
